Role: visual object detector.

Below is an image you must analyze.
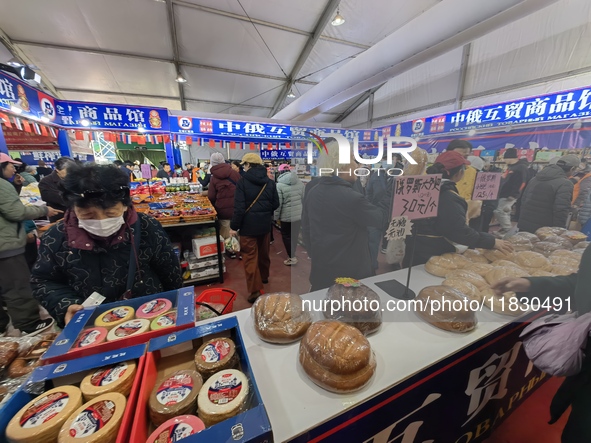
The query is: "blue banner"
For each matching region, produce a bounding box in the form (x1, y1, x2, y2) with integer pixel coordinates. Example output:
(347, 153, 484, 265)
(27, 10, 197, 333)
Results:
(170, 116, 291, 139)
(379, 85, 591, 138)
(0, 71, 48, 121)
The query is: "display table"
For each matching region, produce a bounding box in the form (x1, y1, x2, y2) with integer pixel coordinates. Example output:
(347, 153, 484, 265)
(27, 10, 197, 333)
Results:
(201, 266, 546, 443)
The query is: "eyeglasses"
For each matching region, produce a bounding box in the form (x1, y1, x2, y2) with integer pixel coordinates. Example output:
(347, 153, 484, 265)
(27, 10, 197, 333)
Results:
(69, 186, 130, 200)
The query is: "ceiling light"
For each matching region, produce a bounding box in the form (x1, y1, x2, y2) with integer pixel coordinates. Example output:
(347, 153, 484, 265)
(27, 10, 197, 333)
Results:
(10, 105, 22, 114)
(287, 90, 296, 99)
(40, 116, 50, 123)
(175, 74, 187, 83)
(331, 8, 345, 26)
(80, 119, 91, 127)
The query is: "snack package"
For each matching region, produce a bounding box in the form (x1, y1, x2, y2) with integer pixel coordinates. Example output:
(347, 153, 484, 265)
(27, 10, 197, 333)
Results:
(253, 293, 312, 344)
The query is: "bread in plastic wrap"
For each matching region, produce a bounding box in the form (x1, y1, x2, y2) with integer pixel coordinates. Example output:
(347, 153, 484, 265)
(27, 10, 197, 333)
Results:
(323, 279, 381, 335)
(403, 147, 428, 176)
(552, 264, 578, 276)
(513, 251, 552, 273)
(543, 235, 574, 250)
(511, 231, 540, 244)
(561, 230, 587, 244)
(530, 269, 556, 277)
(506, 236, 533, 252)
(574, 241, 590, 251)
(415, 286, 477, 333)
(462, 249, 490, 263)
(536, 227, 567, 241)
(463, 262, 494, 277)
(253, 293, 312, 343)
(299, 320, 376, 393)
(444, 270, 488, 290)
(485, 266, 530, 286)
(533, 241, 566, 257)
(548, 255, 580, 269)
(481, 288, 528, 317)
(425, 255, 463, 277)
(483, 249, 516, 263)
(442, 279, 482, 302)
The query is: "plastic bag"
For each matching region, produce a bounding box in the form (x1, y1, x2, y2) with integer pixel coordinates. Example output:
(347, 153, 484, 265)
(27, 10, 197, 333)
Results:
(224, 236, 240, 253)
(415, 286, 477, 333)
(253, 293, 311, 344)
(385, 238, 405, 265)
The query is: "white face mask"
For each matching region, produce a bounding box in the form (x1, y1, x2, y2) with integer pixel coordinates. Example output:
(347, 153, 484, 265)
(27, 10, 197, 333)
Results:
(79, 216, 125, 238)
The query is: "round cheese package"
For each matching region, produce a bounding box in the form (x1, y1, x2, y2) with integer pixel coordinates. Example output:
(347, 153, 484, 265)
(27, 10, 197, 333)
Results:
(81, 361, 137, 401)
(136, 298, 173, 320)
(146, 415, 205, 443)
(94, 306, 135, 328)
(6, 386, 83, 443)
(149, 370, 203, 427)
(106, 319, 150, 342)
(197, 369, 250, 428)
(73, 327, 108, 349)
(194, 338, 238, 380)
(57, 393, 126, 443)
(150, 310, 177, 331)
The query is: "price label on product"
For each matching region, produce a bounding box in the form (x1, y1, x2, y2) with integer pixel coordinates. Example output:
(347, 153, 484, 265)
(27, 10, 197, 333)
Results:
(385, 216, 413, 241)
(392, 175, 442, 220)
(472, 172, 502, 201)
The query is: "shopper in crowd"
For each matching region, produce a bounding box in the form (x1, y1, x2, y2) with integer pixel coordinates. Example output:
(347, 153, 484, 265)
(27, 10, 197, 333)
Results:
(0, 154, 60, 335)
(35, 160, 53, 181)
(513, 157, 536, 223)
(182, 163, 194, 181)
(365, 163, 391, 269)
(198, 163, 211, 189)
(21, 165, 38, 185)
(229, 153, 279, 303)
(131, 163, 142, 180)
(492, 244, 591, 443)
(121, 160, 134, 179)
(39, 156, 74, 223)
(31, 164, 183, 327)
(275, 164, 305, 266)
(518, 155, 580, 234)
(113, 160, 123, 167)
(150, 164, 158, 178)
(404, 151, 513, 266)
(302, 140, 387, 291)
(469, 156, 500, 233)
(174, 164, 183, 177)
(494, 148, 528, 236)
(232, 160, 244, 177)
(208, 153, 240, 244)
(445, 140, 476, 200)
(157, 162, 174, 179)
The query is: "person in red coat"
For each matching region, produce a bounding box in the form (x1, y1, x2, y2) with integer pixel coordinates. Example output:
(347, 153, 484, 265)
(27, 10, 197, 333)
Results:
(208, 153, 241, 243)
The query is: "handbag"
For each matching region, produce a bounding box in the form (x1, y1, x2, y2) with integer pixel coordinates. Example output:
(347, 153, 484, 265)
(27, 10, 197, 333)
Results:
(519, 311, 591, 377)
(245, 183, 267, 214)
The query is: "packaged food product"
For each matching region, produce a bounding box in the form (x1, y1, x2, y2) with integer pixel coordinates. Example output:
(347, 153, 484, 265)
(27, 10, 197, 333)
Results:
(80, 361, 137, 401)
(551, 265, 578, 276)
(463, 262, 494, 277)
(530, 270, 556, 277)
(533, 241, 566, 257)
(543, 235, 574, 250)
(57, 392, 126, 443)
(6, 386, 83, 443)
(485, 266, 530, 286)
(73, 327, 108, 349)
(442, 279, 482, 302)
(425, 255, 461, 277)
(513, 251, 552, 273)
(94, 306, 135, 328)
(195, 303, 226, 321)
(510, 232, 540, 244)
(298, 320, 376, 393)
(506, 236, 533, 252)
(149, 370, 202, 427)
(462, 249, 490, 263)
(323, 279, 381, 335)
(150, 311, 177, 331)
(550, 249, 582, 261)
(106, 319, 150, 342)
(0, 341, 19, 369)
(492, 260, 526, 270)
(548, 255, 580, 269)
(415, 286, 477, 333)
(253, 293, 311, 343)
(483, 249, 516, 263)
(561, 230, 588, 244)
(444, 270, 488, 290)
(536, 227, 567, 241)
(574, 241, 590, 251)
(481, 288, 528, 317)
(197, 369, 250, 427)
(146, 415, 205, 443)
(194, 338, 238, 380)
(136, 299, 173, 320)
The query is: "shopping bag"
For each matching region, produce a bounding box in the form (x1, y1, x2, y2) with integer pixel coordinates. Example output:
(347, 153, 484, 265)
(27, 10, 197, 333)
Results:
(386, 238, 405, 265)
(225, 236, 240, 253)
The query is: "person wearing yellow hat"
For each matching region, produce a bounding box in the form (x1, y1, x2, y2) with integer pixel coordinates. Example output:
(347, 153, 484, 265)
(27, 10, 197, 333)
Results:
(229, 153, 279, 303)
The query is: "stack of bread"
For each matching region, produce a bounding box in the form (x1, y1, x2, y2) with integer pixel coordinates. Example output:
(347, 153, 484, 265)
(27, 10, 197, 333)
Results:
(253, 293, 312, 343)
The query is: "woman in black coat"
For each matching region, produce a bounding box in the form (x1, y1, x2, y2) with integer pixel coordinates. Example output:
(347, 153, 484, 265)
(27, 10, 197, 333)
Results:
(404, 151, 513, 266)
(31, 164, 182, 327)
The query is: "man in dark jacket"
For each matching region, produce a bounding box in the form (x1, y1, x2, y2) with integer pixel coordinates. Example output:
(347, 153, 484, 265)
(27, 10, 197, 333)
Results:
(230, 153, 279, 302)
(208, 153, 240, 241)
(518, 155, 580, 233)
(494, 148, 528, 235)
(39, 156, 74, 222)
(493, 244, 591, 443)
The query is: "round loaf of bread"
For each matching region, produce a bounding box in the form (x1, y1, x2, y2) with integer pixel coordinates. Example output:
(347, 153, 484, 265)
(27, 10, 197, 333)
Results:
(544, 235, 574, 250)
(442, 279, 482, 302)
(530, 270, 556, 277)
(485, 266, 530, 286)
(483, 249, 516, 263)
(425, 255, 461, 277)
(481, 288, 528, 317)
(462, 249, 490, 263)
(548, 255, 579, 269)
(253, 293, 312, 343)
(403, 147, 428, 176)
(444, 270, 488, 290)
(513, 251, 552, 273)
(533, 241, 566, 257)
(492, 259, 524, 269)
(574, 241, 590, 251)
(463, 262, 494, 277)
(440, 253, 471, 266)
(536, 227, 567, 241)
(552, 265, 578, 276)
(507, 234, 534, 251)
(299, 321, 376, 393)
(323, 279, 382, 335)
(550, 249, 581, 261)
(415, 286, 477, 333)
(511, 232, 540, 244)
(561, 230, 587, 244)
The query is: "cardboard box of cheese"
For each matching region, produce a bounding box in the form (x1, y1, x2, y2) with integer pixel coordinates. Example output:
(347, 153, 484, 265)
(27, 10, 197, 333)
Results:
(42, 287, 195, 365)
(0, 344, 146, 443)
(130, 317, 272, 443)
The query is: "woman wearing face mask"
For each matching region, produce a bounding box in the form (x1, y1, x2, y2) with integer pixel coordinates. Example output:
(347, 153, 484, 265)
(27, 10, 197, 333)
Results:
(31, 164, 183, 327)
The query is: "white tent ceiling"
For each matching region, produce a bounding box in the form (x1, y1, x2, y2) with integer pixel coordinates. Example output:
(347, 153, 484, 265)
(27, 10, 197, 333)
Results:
(0, 0, 590, 127)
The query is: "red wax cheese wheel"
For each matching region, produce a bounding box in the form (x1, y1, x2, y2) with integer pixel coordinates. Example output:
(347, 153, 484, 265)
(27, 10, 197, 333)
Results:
(94, 306, 135, 328)
(150, 310, 177, 331)
(146, 415, 205, 443)
(197, 369, 249, 428)
(194, 338, 238, 380)
(149, 370, 203, 427)
(106, 319, 150, 342)
(57, 393, 126, 443)
(136, 298, 173, 320)
(73, 327, 108, 349)
(6, 386, 83, 443)
(80, 361, 138, 401)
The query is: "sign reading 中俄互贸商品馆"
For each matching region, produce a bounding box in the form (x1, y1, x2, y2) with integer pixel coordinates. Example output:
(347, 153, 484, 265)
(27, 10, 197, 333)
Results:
(260, 149, 319, 160)
(392, 175, 442, 220)
(472, 172, 502, 201)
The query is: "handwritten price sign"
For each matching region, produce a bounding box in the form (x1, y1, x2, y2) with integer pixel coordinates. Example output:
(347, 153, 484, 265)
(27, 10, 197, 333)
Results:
(472, 172, 502, 201)
(392, 175, 442, 220)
